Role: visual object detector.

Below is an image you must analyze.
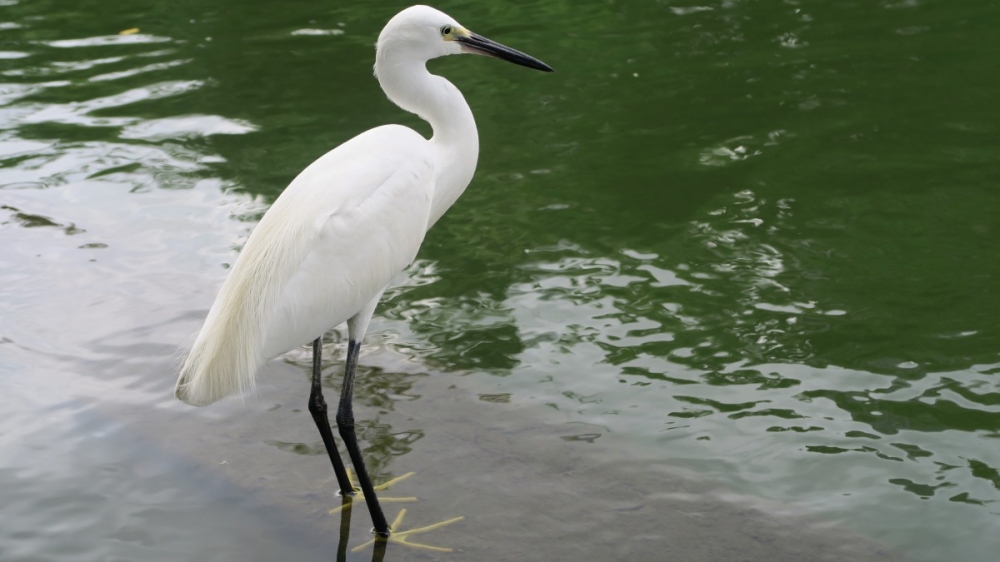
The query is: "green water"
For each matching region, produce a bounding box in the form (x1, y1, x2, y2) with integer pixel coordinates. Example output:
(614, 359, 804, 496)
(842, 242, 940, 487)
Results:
(2, 0, 999, 560)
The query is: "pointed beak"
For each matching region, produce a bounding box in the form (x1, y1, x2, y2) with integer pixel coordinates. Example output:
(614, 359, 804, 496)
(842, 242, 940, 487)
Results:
(456, 32, 553, 72)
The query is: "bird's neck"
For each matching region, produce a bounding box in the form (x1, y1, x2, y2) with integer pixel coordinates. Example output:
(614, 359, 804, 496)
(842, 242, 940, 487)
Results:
(376, 60, 479, 228)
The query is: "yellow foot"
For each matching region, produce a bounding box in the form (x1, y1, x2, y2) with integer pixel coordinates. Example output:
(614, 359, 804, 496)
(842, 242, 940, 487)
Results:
(329, 468, 417, 515)
(351, 508, 465, 553)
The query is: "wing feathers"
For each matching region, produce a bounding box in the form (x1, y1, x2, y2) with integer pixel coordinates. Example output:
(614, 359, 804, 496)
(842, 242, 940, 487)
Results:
(175, 125, 434, 405)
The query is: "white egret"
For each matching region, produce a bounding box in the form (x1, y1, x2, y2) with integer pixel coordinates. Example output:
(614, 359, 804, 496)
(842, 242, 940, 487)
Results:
(174, 5, 551, 537)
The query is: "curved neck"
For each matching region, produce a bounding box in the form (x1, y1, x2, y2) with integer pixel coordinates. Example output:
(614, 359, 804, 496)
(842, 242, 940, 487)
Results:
(375, 56, 479, 227)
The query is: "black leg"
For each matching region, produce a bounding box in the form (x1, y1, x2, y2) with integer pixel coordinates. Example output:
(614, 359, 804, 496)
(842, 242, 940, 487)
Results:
(336, 339, 390, 537)
(307, 338, 355, 497)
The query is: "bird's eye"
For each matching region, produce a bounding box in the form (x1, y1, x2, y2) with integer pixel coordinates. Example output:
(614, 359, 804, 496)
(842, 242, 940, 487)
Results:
(441, 25, 452, 36)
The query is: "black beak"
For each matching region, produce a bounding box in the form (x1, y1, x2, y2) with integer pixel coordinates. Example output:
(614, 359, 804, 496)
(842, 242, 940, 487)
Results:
(456, 32, 553, 72)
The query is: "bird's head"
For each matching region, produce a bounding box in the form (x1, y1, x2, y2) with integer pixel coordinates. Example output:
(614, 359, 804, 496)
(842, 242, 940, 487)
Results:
(376, 5, 552, 72)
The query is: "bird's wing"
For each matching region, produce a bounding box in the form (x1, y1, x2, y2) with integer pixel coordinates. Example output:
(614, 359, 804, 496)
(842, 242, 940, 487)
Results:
(176, 125, 434, 406)
(263, 126, 437, 357)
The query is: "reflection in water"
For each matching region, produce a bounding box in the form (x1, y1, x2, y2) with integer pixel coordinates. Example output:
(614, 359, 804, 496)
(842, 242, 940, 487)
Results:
(2, 0, 1000, 560)
(361, 183, 1000, 547)
(333, 497, 388, 562)
(486, 187, 1000, 515)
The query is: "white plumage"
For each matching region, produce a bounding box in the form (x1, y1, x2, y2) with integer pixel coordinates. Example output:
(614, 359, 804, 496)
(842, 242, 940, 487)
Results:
(172, 4, 551, 537)
(176, 126, 436, 405)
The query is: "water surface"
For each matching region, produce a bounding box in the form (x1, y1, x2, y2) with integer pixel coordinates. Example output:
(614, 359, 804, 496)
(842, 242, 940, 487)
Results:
(1, 0, 998, 560)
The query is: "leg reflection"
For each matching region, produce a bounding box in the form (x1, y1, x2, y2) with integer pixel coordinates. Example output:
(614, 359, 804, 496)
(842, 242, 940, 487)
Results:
(337, 495, 352, 562)
(333, 494, 388, 562)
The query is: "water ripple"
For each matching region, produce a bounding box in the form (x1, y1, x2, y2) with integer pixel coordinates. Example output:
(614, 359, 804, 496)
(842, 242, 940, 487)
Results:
(44, 33, 172, 49)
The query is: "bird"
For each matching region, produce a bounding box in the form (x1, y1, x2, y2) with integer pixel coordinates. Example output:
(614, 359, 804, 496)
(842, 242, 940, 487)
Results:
(174, 5, 552, 538)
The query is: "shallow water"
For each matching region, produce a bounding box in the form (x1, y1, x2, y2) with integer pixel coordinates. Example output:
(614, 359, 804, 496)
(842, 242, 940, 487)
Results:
(1, 0, 998, 560)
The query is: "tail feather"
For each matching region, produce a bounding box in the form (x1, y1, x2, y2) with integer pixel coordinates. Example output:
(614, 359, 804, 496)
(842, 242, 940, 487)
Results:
(175, 203, 313, 407)
(174, 267, 268, 406)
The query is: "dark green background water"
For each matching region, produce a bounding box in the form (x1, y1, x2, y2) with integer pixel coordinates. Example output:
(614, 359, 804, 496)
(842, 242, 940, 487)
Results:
(2, 0, 998, 560)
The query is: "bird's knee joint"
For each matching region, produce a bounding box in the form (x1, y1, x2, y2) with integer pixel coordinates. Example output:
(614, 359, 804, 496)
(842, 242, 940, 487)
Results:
(335, 416, 354, 432)
(308, 396, 328, 416)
